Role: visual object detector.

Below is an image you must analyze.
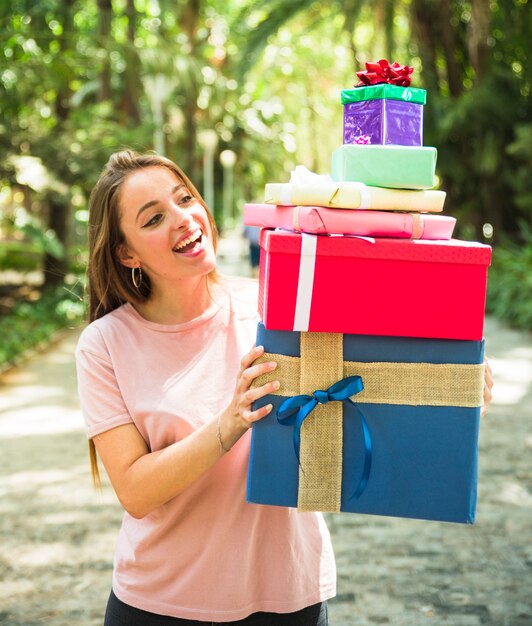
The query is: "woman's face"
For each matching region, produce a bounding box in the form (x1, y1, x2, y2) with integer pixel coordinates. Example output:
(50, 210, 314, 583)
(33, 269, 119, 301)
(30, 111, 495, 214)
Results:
(117, 166, 216, 287)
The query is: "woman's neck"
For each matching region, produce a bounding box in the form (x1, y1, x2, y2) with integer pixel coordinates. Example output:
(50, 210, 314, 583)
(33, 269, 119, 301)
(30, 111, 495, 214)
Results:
(133, 275, 216, 325)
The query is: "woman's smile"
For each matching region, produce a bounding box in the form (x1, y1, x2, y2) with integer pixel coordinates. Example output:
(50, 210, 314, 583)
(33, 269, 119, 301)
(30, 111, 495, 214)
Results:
(173, 227, 203, 254)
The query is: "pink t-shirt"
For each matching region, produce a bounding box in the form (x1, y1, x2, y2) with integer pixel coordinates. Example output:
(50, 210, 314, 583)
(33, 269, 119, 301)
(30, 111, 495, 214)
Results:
(76, 276, 336, 622)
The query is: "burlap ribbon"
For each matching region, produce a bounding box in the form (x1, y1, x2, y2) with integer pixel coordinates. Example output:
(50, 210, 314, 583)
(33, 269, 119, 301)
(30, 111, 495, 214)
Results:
(298, 333, 344, 511)
(252, 333, 484, 513)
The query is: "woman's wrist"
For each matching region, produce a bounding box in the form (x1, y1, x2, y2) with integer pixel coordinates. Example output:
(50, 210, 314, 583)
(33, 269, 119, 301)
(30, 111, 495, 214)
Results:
(216, 410, 248, 454)
(216, 415, 232, 454)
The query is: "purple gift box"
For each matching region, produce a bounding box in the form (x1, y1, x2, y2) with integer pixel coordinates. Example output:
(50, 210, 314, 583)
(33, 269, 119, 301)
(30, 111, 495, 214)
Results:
(343, 99, 423, 146)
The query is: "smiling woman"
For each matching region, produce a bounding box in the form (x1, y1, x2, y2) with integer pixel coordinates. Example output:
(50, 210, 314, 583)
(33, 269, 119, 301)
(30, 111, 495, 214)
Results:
(75, 150, 335, 625)
(86, 152, 219, 322)
(114, 165, 218, 324)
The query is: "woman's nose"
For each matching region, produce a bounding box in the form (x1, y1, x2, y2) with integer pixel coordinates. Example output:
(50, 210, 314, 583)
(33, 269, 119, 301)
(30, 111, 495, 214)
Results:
(170, 205, 193, 229)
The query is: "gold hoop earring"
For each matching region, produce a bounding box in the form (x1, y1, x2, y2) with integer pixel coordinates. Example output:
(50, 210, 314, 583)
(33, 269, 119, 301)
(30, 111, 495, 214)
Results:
(131, 266, 143, 289)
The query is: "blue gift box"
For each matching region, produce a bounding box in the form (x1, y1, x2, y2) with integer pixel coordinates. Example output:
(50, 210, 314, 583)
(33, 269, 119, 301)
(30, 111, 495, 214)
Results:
(247, 323, 484, 524)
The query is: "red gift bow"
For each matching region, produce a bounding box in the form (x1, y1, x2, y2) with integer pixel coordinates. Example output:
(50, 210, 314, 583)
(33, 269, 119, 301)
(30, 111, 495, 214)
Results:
(355, 59, 414, 87)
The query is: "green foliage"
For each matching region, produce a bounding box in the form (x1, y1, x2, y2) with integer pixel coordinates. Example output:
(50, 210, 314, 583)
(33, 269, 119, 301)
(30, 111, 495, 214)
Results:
(0, 279, 86, 368)
(233, 0, 319, 82)
(0, 0, 530, 330)
(430, 64, 531, 242)
(0, 205, 65, 271)
(486, 228, 532, 331)
(0, 242, 42, 272)
(507, 122, 532, 213)
(1, 206, 64, 259)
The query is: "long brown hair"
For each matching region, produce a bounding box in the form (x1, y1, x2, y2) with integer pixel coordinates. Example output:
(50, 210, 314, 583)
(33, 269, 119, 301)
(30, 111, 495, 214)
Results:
(86, 150, 219, 486)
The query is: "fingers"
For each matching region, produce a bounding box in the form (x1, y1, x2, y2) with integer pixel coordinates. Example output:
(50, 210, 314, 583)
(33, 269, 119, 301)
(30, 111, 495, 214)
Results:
(481, 380, 493, 418)
(238, 357, 277, 392)
(239, 344, 263, 373)
(237, 362, 279, 425)
(481, 356, 494, 418)
(484, 355, 494, 388)
(238, 344, 277, 388)
(240, 400, 275, 427)
(243, 379, 280, 404)
(232, 345, 280, 427)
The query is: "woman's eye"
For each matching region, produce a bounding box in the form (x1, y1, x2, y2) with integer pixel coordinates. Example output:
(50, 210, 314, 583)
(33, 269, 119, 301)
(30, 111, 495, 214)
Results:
(143, 213, 162, 228)
(179, 194, 194, 205)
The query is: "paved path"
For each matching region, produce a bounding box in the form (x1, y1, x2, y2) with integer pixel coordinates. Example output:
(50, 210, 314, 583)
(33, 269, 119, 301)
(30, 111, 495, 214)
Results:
(0, 242, 531, 625)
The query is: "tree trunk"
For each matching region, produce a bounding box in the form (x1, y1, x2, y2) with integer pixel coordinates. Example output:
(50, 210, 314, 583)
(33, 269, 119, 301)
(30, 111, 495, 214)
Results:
(439, 0, 463, 97)
(469, 0, 491, 82)
(181, 0, 201, 48)
(120, 0, 142, 123)
(44, 0, 75, 287)
(384, 0, 396, 63)
(372, 0, 386, 59)
(409, 0, 441, 97)
(97, 0, 112, 102)
(180, 0, 202, 180)
(43, 198, 70, 286)
(53, 0, 74, 121)
(341, 0, 364, 70)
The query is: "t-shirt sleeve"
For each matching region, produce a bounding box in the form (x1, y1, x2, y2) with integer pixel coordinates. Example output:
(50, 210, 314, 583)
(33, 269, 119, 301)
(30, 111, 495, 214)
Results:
(76, 326, 133, 439)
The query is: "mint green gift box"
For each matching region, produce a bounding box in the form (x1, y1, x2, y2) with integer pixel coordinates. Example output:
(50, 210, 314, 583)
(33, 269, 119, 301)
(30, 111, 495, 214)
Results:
(331, 144, 437, 190)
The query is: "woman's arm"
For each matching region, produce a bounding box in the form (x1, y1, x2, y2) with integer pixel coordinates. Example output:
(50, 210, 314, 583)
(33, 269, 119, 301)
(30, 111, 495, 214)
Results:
(92, 345, 278, 519)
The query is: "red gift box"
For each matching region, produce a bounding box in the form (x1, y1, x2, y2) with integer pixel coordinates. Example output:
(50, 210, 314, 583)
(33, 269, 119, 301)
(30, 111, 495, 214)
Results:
(258, 229, 492, 340)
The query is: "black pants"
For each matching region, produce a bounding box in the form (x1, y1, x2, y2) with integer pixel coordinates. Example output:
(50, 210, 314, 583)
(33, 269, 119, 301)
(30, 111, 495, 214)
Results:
(104, 590, 329, 626)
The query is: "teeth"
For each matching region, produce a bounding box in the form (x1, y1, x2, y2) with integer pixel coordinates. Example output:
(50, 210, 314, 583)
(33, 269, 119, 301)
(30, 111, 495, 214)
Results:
(174, 228, 202, 251)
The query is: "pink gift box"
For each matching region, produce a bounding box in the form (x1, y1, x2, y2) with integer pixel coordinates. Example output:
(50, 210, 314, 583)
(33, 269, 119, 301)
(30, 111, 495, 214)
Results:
(244, 203, 456, 240)
(258, 229, 492, 340)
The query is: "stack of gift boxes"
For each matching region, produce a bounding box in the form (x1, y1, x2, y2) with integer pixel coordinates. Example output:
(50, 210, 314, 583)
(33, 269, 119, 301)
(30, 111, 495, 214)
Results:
(244, 60, 492, 524)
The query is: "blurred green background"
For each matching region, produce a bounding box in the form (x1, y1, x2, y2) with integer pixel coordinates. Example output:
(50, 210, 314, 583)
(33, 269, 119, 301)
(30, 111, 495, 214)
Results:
(0, 0, 531, 367)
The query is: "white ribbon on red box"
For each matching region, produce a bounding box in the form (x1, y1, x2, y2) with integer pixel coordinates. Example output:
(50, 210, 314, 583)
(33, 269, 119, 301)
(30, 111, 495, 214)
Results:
(292, 233, 375, 331)
(293, 234, 318, 331)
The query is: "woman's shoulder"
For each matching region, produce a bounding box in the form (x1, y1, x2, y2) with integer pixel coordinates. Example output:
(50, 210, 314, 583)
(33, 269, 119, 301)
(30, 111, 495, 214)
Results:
(222, 274, 259, 298)
(76, 304, 131, 357)
(219, 274, 259, 318)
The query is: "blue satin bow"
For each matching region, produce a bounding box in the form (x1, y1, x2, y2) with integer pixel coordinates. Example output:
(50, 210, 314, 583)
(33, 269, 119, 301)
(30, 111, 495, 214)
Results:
(276, 375, 372, 500)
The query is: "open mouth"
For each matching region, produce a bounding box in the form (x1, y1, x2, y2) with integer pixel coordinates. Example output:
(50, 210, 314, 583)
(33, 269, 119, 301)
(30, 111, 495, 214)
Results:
(173, 228, 203, 254)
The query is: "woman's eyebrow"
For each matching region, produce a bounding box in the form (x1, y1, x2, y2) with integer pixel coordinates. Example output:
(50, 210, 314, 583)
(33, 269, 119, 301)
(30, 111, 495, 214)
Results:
(136, 184, 184, 220)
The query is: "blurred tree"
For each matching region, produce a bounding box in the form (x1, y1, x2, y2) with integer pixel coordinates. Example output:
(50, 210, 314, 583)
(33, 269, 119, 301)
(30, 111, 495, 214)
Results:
(233, 0, 378, 81)
(96, 0, 112, 102)
(120, 0, 142, 123)
(42, 0, 75, 286)
(178, 0, 202, 178)
(0, 0, 152, 289)
(409, 0, 531, 242)
(469, 0, 491, 80)
(438, 0, 462, 98)
(0, 0, 530, 290)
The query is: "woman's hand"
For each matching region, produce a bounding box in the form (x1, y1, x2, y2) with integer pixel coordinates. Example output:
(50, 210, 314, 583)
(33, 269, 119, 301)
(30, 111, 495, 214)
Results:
(481, 356, 494, 418)
(218, 345, 279, 451)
